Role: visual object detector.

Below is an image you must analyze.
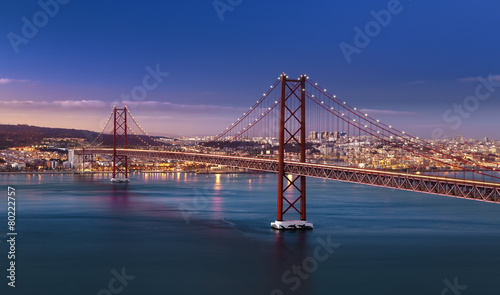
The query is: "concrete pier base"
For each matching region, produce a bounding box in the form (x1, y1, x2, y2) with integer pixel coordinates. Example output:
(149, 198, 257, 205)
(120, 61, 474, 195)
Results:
(271, 220, 313, 230)
(110, 178, 130, 183)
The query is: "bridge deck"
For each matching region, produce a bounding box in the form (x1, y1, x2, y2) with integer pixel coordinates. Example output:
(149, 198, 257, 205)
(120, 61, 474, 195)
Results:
(75, 148, 500, 204)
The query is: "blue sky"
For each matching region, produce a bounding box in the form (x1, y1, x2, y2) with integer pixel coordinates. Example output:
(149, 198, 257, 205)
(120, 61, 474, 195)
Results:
(0, 0, 499, 138)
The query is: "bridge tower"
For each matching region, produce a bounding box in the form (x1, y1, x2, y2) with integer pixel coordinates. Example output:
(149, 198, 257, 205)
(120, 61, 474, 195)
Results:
(271, 74, 313, 230)
(111, 106, 129, 183)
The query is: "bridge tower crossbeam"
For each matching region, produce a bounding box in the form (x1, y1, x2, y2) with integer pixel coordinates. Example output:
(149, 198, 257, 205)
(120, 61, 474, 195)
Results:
(271, 74, 313, 230)
(111, 106, 129, 183)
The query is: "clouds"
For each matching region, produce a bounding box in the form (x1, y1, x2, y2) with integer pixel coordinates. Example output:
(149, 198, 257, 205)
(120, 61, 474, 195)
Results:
(120, 100, 243, 114)
(0, 99, 105, 109)
(407, 75, 500, 84)
(458, 74, 500, 83)
(406, 80, 431, 85)
(358, 108, 418, 116)
(406, 75, 500, 85)
(0, 79, 13, 84)
(0, 99, 242, 113)
(52, 100, 108, 108)
(0, 100, 109, 109)
(0, 99, 244, 136)
(0, 78, 29, 85)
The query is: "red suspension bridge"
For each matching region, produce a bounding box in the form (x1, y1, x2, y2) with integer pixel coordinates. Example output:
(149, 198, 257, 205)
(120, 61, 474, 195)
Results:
(73, 73, 500, 229)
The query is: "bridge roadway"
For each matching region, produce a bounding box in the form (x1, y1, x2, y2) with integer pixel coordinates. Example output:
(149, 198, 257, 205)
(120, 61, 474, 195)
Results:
(75, 148, 500, 204)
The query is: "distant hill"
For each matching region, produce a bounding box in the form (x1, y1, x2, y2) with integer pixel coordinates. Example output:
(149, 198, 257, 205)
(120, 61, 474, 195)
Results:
(0, 124, 99, 149)
(0, 124, 171, 149)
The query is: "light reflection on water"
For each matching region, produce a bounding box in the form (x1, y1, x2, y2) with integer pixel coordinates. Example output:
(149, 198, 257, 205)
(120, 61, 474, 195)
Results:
(1, 172, 500, 294)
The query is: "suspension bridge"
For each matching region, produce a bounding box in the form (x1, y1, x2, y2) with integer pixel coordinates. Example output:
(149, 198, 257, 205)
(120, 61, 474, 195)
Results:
(72, 73, 500, 229)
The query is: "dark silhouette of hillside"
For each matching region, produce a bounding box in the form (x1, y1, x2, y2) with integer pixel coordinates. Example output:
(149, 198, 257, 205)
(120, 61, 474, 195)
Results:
(0, 124, 98, 149)
(0, 124, 169, 149)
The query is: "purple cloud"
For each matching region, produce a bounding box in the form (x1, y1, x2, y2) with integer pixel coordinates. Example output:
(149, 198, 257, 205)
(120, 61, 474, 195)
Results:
(359, 108, 419, 116)
(458, 74, 500, 83)
(0, 78, 29, 85)
(406, 80, 431, 85)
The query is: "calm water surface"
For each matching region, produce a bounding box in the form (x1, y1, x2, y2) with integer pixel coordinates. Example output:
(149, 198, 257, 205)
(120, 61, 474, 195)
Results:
(1, 172, 500, 294)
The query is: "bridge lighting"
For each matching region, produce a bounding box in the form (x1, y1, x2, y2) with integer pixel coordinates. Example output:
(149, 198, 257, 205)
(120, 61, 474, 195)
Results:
(341, 113, 344, 116)
(416, 137, 419, 139)
(321, 101, 324, 104)
(324, 89, 327, 92)
(268, 107, 271, 110)
(343, 102, 346, 104)
(331, 107, 334, 110)
(389, 126, 392, 128)
(365, 114, 368, 116)
(354, 107, 357, 110)
(402, 131, 405, 134)
(275, 101, 278, 104)
(364, 125, 367, 128)
(353, 119, 356, 122)
(270, 85, 273, 88)
(376, 119, 379, 122)
(250, 107, 252, 109)
(237, 119, 240, 120)
(377, 131, 380, 133)
(312, 95, 315, 97)
(244, 113, 246, 115)
(306, 76, 309, 79)
(315, 83, 318, 86)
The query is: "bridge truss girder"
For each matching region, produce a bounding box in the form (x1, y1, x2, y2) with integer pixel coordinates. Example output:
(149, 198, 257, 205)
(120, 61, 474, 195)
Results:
(75, 148, 500, 203)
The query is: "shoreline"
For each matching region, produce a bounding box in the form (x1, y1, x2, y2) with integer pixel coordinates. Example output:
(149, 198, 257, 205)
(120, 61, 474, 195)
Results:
(0, 171, 77, 175)
(0, 170, 269, 175)
(0, 168, 496, 176)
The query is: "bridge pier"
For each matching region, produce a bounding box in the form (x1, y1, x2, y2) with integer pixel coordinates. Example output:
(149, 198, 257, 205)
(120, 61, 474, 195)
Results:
(271, 74, 313, 230)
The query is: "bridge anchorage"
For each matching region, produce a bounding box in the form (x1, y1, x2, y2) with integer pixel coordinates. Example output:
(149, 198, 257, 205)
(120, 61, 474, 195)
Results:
(271, 73, 313, 230)
(110, 106, 129, 183)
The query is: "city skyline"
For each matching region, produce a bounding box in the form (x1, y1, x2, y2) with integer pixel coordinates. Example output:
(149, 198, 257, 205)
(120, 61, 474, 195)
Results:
(1, 1, 499, 139)
(3, 3, 500, 294)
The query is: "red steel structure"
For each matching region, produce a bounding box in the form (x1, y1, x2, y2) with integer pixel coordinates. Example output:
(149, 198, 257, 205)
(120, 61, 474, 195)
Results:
(75, 148, 500, 204)
(277, 74, 308, 223)
(112, 106, 128, 180)
(75, 74, 500, 228)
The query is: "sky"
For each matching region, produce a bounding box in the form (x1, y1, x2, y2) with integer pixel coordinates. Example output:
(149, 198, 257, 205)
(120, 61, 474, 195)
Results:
(0, 0, 499, 139)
